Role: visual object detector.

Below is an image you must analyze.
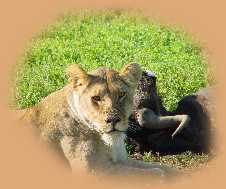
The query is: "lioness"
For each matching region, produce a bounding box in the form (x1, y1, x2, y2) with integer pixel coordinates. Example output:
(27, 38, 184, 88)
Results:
(20, 63, 176, 176)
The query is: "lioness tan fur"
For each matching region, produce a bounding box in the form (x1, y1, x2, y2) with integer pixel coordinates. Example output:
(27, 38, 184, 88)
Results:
(20, 63, 176, 176)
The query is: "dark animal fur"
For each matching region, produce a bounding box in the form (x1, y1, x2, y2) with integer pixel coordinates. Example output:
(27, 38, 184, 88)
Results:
(127, 71, 214, 155)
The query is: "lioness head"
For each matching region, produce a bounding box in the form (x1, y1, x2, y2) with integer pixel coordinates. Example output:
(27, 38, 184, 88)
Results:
(67, 63, 142, 135)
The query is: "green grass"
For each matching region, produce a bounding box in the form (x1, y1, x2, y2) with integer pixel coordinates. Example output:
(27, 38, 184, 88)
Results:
(131, 151, 209, 171)
(14, 10, 209, 111)
(126, 142, 211, 171)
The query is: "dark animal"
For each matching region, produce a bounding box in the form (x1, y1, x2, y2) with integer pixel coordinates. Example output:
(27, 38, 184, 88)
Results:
(127, 71, 213, 155)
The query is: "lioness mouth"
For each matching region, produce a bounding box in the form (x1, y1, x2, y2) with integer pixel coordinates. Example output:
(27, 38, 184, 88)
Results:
(106, 128, 117, 133)
(106, 127, 124, 133)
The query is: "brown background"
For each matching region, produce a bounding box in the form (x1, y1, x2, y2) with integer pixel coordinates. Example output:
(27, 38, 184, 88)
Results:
(1, 0, 226, 188)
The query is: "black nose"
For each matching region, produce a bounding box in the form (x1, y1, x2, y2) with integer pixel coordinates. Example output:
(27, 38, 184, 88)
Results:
(105, 116, 121, 125)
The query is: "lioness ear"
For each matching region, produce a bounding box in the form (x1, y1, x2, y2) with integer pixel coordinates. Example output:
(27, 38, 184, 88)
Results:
(120, 63, 142, 88)
(66, 64, 89, 87)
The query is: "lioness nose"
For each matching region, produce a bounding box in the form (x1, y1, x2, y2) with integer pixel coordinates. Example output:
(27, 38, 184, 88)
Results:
(105, 116, 121, 125)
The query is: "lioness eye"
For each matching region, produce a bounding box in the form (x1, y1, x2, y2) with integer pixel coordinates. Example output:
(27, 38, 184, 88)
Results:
(91, 96, 101, 102)
(119, 91, 126, 99)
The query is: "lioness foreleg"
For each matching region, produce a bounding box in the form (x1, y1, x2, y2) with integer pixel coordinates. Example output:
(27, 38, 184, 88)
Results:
(114, 158, 178, 177)
(60, 136, 95, 173)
